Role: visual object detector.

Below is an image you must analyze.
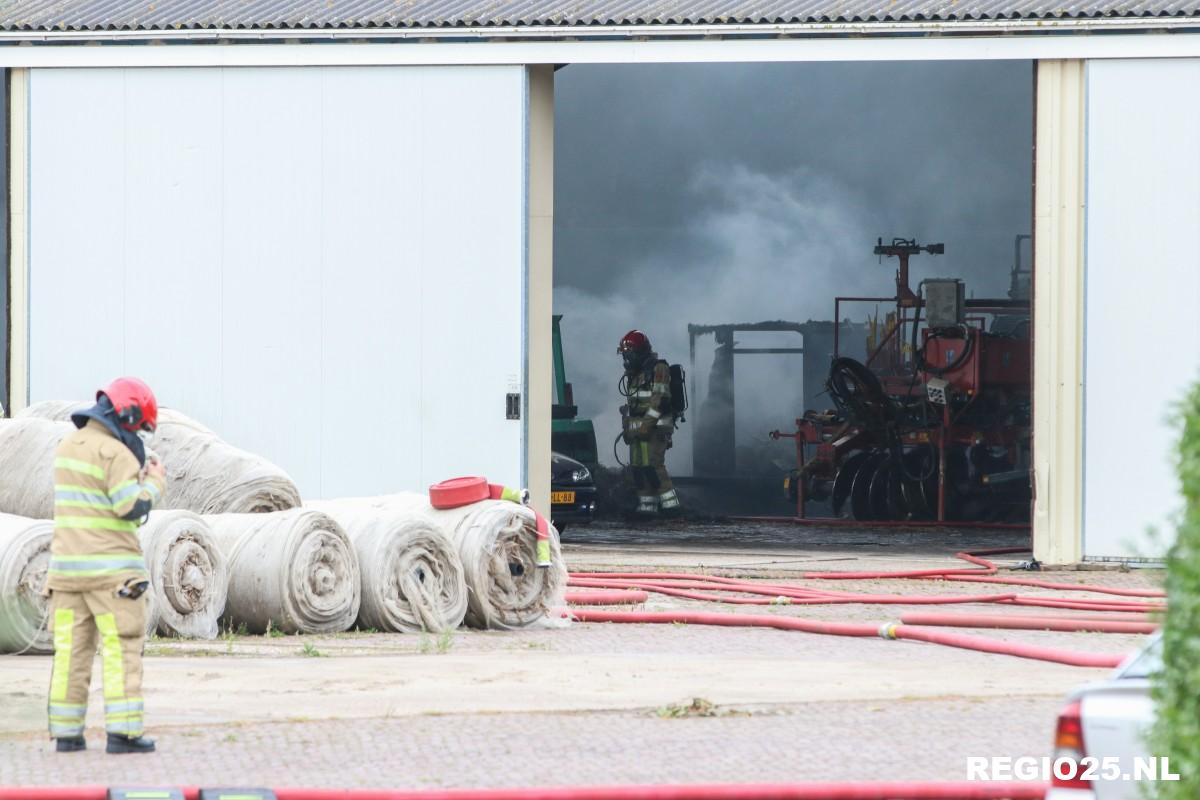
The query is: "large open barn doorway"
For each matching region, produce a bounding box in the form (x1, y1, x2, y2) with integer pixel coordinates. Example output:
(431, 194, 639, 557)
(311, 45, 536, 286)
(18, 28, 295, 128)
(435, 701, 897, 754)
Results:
(552, 61, 1035, 527)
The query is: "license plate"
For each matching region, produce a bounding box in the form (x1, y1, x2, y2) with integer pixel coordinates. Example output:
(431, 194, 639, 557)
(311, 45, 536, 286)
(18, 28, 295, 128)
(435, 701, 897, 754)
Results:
(551, 491, 576, 504)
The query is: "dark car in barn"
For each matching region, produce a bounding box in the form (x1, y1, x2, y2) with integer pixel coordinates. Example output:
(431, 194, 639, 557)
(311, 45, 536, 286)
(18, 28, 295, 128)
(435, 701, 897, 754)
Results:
(551, 451, 596, 530)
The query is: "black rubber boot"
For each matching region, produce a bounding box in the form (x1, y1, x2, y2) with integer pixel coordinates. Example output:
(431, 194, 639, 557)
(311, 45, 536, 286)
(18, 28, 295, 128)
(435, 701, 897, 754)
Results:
(55, 737, 86, 752)
(106, 733, 156, 754)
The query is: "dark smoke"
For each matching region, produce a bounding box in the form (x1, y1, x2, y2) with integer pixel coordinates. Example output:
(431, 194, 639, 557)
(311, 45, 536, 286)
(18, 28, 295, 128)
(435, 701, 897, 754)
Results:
(553, 60, 1034, 474)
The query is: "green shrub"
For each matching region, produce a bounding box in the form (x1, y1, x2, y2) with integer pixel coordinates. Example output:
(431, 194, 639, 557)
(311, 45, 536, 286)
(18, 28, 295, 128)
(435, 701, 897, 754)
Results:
(1153, 382, 1200, 798)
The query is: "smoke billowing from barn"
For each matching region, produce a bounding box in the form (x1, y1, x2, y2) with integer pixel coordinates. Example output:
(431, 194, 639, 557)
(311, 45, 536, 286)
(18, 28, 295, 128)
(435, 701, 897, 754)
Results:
(553, 61, 1034, 474)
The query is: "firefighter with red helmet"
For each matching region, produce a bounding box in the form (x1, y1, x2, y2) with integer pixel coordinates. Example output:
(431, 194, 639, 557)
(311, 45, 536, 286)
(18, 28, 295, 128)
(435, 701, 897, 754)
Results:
(618, 330, 682, 517)
(46, 377, 166, 755)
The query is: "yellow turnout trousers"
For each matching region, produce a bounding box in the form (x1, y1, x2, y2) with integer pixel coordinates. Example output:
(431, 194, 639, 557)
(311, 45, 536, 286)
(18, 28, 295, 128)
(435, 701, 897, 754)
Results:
(48, 589, 147, 738)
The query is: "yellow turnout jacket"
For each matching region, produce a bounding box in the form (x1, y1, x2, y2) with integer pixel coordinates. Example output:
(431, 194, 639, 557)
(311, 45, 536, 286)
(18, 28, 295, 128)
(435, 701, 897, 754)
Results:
(46, 420, 165, 592)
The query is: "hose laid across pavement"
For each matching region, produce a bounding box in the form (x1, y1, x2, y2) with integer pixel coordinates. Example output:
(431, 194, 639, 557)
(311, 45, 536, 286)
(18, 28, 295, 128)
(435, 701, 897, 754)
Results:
(0, 513, 54, 654)
(307, 498, 468, 633)
(568, 575, 1020, 607)
(140, 510, 228, 639)
(800, 547, 1167, 599)
(205, 509, 360, 634)
(565, 589, 649, 605)
(568, 608, 1125, 668)
(19, 402, 302, 514)
(898, 611, 1157, 634)
(275, 783, 1049, 799)
(0, 782, 1050, 800)
(564, 547, 1154, 667)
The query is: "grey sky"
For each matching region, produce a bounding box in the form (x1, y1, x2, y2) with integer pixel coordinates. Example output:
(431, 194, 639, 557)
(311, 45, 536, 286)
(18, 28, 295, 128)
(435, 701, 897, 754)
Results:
(552, 61, 1034, 471)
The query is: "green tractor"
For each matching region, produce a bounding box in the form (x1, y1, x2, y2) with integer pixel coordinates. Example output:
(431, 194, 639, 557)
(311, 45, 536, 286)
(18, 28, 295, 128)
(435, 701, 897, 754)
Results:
(551, 314, 598, 466)
(550, 315, 599, 527)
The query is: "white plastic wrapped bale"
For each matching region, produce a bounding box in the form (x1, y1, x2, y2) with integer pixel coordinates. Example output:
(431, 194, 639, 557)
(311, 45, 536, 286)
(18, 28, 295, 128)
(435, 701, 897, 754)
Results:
(307, 498, 468, 633)
(153, 409, 301, 514)
(383, 493, 567, 630)
(204, 509, 360, 634)
(0, 417, 72, 519)
(18, 401, 302, 514)
(0, 513, 53, 654)
(140, 510, 228, 639)
(15, 400, 84, 422)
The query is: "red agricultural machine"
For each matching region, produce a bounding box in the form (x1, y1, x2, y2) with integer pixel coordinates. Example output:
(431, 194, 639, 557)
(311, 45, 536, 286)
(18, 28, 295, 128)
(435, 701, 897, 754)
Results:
(771, 237, 1032, 524)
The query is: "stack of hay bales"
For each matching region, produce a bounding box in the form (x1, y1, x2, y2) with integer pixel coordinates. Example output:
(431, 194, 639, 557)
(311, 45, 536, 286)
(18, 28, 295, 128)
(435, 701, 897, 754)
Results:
(0, 417, 73, 520)
(0, 401, 566, 646)
(17, 402, 302, 514)
(205, 508, 361, 635)
(358, 493, 567, 630)
(0, 513, 53, 654)
(308, 498, 468, 633)
(140, 511, 229, 639)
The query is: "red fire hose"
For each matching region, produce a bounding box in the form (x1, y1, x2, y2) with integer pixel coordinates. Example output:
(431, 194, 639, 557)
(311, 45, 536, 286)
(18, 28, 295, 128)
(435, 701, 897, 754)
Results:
(568, 608, 883, 637)
(568, 545, 1165, 614)
(881, 625, 1124, 668)
(563, 547, 1153, 668)
(585, 549, 1164, 601)
(0, 783, 1048, 800)
(567, 575, 1020, 607)
(565, 589, 650, 605)
(566, 608, 1125, 667)
(941, 574, 1165, 598)
(273, 784, 1048, 799)
(1005, 597, 1164, 614)
(898, 611, 1158, 634)
(566, 573, 1160, 614)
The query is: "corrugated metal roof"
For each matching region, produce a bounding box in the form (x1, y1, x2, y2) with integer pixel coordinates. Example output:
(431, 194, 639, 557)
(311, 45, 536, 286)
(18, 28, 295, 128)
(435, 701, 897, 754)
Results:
(0, 0, 1196, 31)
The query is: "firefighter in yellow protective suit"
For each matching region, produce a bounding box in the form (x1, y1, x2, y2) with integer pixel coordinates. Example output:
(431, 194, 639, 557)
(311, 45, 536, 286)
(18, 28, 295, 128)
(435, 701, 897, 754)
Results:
(46, 377, 166, 755)
(618, 330, 681, 517)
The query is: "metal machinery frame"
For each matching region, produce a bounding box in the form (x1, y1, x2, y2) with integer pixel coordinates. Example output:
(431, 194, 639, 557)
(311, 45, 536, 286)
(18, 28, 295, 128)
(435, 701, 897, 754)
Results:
(687, 320, 867, 478)
(768, 237, 1033, 527)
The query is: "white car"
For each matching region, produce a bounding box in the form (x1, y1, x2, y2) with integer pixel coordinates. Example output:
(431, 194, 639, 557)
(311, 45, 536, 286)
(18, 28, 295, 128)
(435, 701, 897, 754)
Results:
(1046, 634, 1165, 800)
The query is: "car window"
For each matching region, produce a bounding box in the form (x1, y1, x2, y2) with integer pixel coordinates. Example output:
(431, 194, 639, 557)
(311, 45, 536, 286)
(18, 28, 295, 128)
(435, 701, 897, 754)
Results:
(1120, 634, 1163, 679)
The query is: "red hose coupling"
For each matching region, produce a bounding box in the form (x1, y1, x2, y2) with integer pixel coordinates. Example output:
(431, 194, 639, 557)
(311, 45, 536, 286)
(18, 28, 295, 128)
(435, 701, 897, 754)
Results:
(429, 477, 491, 508)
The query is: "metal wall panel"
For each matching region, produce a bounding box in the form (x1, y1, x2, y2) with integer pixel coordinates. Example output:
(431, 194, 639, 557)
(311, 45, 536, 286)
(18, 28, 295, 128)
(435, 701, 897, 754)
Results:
(1084, 58, 1200, 559)
(27, 65, 527, 498)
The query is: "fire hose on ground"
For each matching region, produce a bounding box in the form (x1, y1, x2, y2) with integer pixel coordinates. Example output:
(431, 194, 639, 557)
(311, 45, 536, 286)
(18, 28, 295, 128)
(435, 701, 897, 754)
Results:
(897, 611, 1157, 634)
(562, 549, 1160, 668)
(567, 575, 1162, 614)
(564, 608, 1126, 668)
(0, 783, 1050, 799)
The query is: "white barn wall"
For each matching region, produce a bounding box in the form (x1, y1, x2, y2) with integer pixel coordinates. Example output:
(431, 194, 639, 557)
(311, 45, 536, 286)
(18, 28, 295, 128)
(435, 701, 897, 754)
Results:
(26, 65, 527, 499)
(1083, 58, 1200, 560)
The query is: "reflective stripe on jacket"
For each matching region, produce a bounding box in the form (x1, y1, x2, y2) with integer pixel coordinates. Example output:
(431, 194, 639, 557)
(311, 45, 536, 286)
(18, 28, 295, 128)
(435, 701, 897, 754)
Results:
(627, 358, 673, 429)
(46, 420, 165, 592)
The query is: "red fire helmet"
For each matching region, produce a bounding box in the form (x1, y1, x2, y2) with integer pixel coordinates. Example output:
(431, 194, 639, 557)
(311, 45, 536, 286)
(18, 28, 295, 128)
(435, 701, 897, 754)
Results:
(98, 377, 158, 433)
(617, 330, 651, 355)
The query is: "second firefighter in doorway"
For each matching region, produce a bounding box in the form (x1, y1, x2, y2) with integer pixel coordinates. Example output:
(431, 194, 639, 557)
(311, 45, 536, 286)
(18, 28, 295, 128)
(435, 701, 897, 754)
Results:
(618, 330, 681, 517)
